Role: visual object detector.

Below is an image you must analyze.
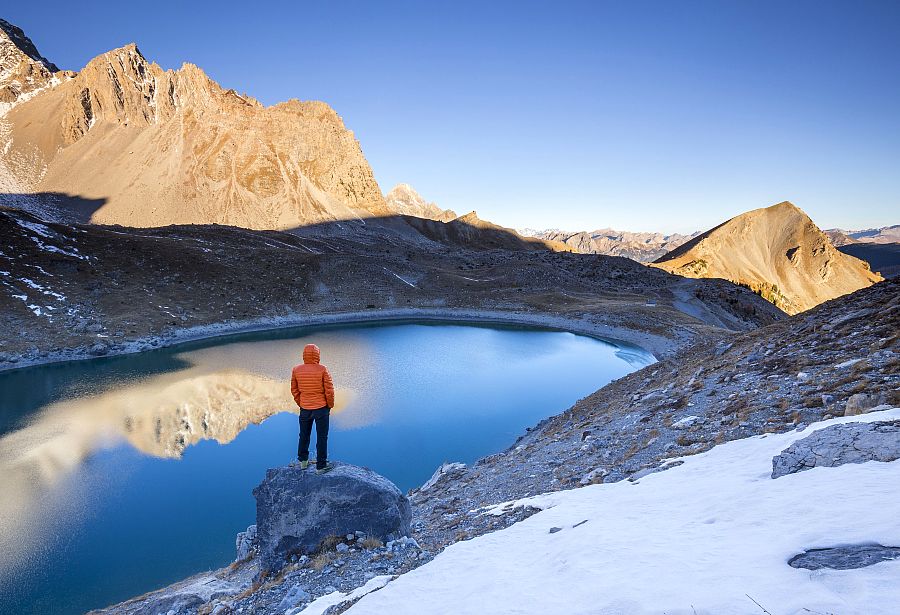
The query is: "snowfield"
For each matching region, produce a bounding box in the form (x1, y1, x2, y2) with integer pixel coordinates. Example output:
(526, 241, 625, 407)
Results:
(343, 408, 900, 615)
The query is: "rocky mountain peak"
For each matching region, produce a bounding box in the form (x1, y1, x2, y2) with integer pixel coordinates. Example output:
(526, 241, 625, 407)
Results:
(653, 201, 882, 314)
(384, 183, 457, 221)
(0, 18, 60, 106)
(0, 18, 58, 71)
(2, 38, 389, 228)
(61, 43, 171, 141)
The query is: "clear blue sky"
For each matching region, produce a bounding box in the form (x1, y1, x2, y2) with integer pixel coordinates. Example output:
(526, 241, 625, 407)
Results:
(6, 1, 899, 233)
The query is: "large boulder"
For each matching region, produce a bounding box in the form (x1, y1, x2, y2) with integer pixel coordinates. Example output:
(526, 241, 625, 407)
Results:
(844, 393, 886, 416)
(771, 420, 900, 479)
(252, 462, 411, 571)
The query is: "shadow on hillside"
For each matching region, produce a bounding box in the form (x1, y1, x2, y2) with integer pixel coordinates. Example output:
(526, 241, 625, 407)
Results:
(838, 243, 900, 278)
(280, 213, 555, 252)
(0, 191, 107, 223)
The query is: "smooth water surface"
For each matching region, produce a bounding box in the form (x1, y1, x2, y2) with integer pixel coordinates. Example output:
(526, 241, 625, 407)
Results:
(0, 322, 653, 614)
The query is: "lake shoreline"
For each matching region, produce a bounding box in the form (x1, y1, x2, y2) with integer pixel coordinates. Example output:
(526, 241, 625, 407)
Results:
(0, 307, 678, 375)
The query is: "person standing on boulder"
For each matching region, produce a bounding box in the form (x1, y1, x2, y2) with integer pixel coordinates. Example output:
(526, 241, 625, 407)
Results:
(291, 343, 335, 473)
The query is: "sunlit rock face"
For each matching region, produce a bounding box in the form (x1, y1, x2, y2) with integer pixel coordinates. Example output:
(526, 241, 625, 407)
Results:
(0, 18, 61, 106)
(2, 36, 389, 228)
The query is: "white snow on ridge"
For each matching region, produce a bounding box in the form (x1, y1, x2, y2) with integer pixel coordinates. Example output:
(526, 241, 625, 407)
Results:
(346, 409, 900, 615)
(26, 235, 89, 260)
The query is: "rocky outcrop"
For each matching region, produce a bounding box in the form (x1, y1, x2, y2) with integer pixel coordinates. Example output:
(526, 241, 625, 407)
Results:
(236, 524, 258, 561)
(1, 36, 389, 228)
(845, 393, 887, 416)
(253, 463, 411, 571)
(385, 183, 457, 222)
(788, 544, 900, 570)
(771, 420, 900, 478)
(653, 201, 882, 314)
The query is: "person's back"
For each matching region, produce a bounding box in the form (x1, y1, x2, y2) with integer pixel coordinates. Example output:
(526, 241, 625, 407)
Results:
(290, 344, 335, 472)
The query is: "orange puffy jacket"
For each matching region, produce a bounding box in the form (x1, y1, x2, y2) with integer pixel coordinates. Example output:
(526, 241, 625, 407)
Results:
(290, 344, 335, 410)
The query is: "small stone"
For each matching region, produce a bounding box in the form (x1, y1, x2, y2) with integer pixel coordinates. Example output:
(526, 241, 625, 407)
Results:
(336, 543, 350, 553)
(278, 585, 312, 611)
(548, 527, 562, 534)
(346, 533, 355, 541)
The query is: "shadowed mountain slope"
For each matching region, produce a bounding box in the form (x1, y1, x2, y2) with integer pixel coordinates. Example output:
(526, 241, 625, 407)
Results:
(838, 242, 900, 278)
(652, 201, 882, 314)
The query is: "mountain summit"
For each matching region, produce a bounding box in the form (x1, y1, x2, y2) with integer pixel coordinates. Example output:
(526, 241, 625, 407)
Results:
(652, 201, 882, 314)
(1, 32, 388, 229)
(0, 18, 61, 105)
(384, 183, 457, 222)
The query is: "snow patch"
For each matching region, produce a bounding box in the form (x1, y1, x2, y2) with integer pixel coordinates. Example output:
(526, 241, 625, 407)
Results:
(382, 267, 417, 288)
(11, 216, 53, 238)
(346, 409, 900, 615)
(295, 575, 392, 615)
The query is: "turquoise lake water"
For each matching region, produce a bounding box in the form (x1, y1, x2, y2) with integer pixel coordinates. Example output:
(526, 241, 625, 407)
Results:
(0, 321, 653, 614)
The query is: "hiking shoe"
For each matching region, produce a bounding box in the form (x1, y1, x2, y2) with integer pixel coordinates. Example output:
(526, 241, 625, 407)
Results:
(316, 462, 335, 474)
(300, 460, 309, 470)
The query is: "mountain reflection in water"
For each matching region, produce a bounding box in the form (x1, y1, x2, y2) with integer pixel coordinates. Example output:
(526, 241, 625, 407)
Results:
(0, 323, 653, 615)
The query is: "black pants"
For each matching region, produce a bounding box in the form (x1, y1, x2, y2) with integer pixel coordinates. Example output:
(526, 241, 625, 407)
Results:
(298, 407, 329, 469)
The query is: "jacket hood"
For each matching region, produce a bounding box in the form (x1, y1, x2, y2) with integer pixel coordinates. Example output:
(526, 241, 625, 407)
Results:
(302, 344, 321, 364)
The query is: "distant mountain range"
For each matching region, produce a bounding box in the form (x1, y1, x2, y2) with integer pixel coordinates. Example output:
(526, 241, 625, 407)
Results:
(825, 225, 900, 246)
(520, 228, 699, 263)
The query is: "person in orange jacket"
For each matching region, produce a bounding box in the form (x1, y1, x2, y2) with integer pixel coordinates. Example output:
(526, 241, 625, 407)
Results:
(290, 343, 335, 473)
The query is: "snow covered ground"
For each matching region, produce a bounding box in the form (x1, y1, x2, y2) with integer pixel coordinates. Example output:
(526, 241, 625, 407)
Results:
(344, 408, 900, 615)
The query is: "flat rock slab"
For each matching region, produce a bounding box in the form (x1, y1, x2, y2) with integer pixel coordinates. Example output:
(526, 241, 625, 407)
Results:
(771, 420, 900, 479)
(253, 462, 411, 571)
(788, 544, 900, 570)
